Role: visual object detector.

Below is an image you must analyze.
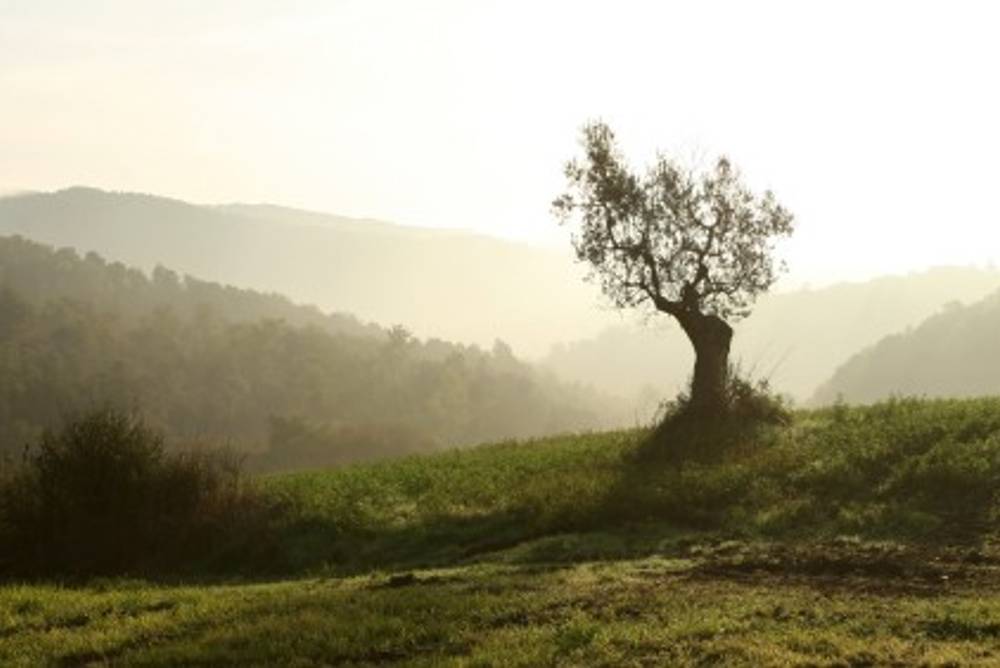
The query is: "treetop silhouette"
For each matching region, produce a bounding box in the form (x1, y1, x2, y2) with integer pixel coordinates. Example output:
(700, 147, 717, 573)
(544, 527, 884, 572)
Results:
(553, 121, 794, 414)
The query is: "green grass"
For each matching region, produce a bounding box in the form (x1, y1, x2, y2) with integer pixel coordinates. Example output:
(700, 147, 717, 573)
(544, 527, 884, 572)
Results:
(4, 397, 1000, 664)
(259, 396, 1000, 574)
(3, 556, 1000, 665)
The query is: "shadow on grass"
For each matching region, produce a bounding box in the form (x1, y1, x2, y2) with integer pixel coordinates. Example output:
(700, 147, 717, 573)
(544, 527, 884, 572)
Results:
(9, 397, 1000, 586)
(170, 404, 1000, 581)
(261, 421, 742, 578)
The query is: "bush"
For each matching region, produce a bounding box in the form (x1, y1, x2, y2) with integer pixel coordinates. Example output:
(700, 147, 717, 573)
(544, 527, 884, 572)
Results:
(645, 370, 790, 464)
(0, 408, 282, 577)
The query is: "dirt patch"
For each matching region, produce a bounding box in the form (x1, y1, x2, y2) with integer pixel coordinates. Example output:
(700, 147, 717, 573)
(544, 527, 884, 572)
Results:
(922, 617, 1000, 640)
(686, 539, 1000, 595)
(371, 572, 466, 589)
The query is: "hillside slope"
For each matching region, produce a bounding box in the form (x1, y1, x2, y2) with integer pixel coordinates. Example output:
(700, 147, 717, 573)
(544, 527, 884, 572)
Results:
(813, 288, 1000, 404)
(545, 267, 1000, 403)
(6, 188, 999, 405)
(0, 234, 379, 339)
(262, 397, 1000, 575)
(0, 236, 619, 464)
(0, 188, 600, 356)
(5, 398, 1000, 665)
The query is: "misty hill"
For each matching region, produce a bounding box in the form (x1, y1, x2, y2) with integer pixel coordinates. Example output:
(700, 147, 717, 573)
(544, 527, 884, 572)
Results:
(544, 267, 1000, 405)
(0, 234, 381, 339)
(812, 289, 1000, 404)
(0, 236, 620, 468)
(7, 188, 1000, 408)
(0, 187, 601, 357)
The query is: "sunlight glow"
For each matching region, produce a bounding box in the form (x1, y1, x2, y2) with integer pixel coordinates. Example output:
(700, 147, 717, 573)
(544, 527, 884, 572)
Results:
(2, 0, 998, 285)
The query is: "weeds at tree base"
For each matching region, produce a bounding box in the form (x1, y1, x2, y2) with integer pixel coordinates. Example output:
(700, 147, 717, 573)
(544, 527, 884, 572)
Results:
(640, 372, 791, 467)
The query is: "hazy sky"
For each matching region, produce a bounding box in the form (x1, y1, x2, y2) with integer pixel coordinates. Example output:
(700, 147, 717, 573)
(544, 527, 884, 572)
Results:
(2, 1, 998, 285)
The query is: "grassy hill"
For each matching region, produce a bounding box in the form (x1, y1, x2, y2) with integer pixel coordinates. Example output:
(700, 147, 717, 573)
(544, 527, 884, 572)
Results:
(261, 396, 1000, 575)
(3, 397, 1000, 664)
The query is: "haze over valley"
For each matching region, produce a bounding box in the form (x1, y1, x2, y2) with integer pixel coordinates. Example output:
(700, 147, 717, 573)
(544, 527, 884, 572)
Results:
(3, 187, 999, 417)
(5, 4, 1000, 664)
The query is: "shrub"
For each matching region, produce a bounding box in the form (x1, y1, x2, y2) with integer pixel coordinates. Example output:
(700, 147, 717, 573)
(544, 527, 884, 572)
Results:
(0, 408, 283, 577)
(645, 369, 790, 464)
(721, 375, 792, 426)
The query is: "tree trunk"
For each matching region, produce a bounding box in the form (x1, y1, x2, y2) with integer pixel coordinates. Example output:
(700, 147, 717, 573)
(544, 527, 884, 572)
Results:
(678, 312, 733, 415)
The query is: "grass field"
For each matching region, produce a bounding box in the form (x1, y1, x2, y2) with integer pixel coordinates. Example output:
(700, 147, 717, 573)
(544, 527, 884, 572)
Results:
(3, 397, 1000, 665)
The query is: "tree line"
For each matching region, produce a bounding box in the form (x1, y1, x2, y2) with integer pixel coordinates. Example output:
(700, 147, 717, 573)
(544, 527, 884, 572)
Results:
(0, 235, 620, 470)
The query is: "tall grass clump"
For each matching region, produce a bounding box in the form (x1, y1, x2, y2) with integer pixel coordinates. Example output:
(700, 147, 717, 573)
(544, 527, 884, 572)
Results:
(0, 408, 283, 578)
(646, 370, 790, 464)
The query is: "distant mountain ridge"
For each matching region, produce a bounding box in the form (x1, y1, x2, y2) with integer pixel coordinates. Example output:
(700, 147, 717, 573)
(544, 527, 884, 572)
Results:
(0, 233, 381, 339)
(216, 202, 470, 238)
(543, 266, 1000, 405)
(0, 187, 600, 357)
(812, 288, 1000, 404)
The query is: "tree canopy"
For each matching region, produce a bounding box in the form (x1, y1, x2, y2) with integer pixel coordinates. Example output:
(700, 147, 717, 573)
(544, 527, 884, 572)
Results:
(553, 122, 793, 322)
(554, 122, 794, 414)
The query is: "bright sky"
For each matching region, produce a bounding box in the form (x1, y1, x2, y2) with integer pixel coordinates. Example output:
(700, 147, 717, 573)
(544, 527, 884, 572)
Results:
(2, 0, 998, 285)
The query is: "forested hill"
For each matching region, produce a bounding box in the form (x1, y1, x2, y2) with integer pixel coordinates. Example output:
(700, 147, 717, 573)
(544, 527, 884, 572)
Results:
(0, 236, 621, 470)
(0, 187, 600, 356)
(0, 234, 380, 339)
(812, 289, 1000, 404)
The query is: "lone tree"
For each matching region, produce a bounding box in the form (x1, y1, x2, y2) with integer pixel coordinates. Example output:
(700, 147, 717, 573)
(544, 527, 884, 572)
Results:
(553, 122, 794, 416)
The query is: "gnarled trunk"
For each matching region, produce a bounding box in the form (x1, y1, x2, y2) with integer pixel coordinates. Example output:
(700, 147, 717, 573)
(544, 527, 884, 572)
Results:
(677, 312, 733, 415)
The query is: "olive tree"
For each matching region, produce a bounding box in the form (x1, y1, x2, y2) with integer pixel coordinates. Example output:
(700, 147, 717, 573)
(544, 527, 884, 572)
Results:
(553, 122, 794, 415)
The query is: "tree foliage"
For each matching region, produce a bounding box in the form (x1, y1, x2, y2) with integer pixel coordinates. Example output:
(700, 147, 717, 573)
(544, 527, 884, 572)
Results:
(553, 122, 794, 321)
(553, 122, 795, 416)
